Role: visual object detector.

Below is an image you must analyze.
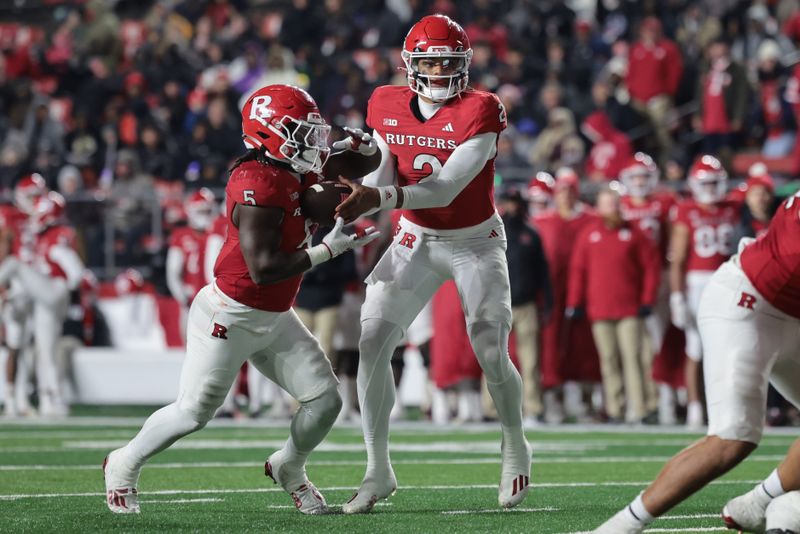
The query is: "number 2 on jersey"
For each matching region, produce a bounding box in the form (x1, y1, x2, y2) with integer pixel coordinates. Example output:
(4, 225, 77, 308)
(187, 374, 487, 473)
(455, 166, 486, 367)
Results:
(413, 153, 443, 183)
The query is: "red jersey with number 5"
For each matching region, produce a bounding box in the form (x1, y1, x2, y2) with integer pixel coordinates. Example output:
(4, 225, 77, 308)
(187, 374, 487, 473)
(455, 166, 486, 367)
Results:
(169, 227, 208, 300)
(620, 191, 677, 264)
(366, 85, 506, 230)
(740, 194, 800, 319)
(214, 160, 319, 311)
(671, 199, 740, 272)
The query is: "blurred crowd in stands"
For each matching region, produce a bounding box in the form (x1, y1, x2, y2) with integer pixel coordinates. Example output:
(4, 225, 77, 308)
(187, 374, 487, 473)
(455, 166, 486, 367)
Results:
(2, 0, 800, 424)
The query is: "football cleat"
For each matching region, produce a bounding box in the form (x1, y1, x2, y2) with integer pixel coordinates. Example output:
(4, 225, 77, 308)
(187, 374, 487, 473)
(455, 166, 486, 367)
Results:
(722, 487, 769, 533)
(498, 435, 532, 508)
(265, 450, 328, 515)
(765, 491, 800, 533)
(593, 509, 645, 534)
(342, 468, 397, 514)
(103, 449, 140, 514)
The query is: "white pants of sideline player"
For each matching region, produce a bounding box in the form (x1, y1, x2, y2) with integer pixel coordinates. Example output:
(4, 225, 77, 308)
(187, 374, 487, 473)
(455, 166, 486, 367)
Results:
(0, 258, 69, 414)
(700, 258, 800, 444)
(353, 213, 528, 510)
(115, 283, 340, 475)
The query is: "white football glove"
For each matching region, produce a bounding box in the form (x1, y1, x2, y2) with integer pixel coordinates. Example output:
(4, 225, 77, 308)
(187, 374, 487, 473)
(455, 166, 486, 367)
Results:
(331, 127, 378, 156)
(306, 217, 380, 266)
(670, 292, 689, 330)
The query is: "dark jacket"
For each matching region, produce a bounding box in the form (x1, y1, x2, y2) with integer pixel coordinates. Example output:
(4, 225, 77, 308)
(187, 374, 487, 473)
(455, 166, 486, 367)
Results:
(503, 213, 553, 312)
(295, 230, 358, 312)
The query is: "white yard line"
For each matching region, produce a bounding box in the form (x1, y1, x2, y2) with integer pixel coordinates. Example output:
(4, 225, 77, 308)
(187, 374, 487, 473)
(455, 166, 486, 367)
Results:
(143, 498, 225, 504)
(658, 514, 719, 520)
(0, 480, 760, 501)
(441, 507, 558, 514)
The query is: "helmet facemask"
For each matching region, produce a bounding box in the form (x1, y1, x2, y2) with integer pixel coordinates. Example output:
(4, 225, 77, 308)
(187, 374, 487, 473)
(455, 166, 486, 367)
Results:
(402, 49, 472, 102)
(690, 174, 726, 204)
(621, 169, 658, 198)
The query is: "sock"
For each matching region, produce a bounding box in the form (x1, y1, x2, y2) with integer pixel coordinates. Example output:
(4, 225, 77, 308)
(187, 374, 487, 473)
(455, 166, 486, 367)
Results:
(282, 388, 341, 474)
(121, 402, 204, 473)
(628, 492, 655, 524)
(357, 318, 404, 476)
(756, 469, 786, 501)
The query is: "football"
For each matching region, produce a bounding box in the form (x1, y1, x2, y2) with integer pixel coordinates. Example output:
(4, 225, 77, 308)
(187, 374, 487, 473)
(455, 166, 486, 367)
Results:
(300, 181, 353, 227)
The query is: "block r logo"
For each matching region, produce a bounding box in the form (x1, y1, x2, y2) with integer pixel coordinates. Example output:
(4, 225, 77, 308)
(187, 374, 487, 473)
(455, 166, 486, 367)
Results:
(399, 232, 416, 249)
(737, 292, 756, 310)
(211, 323, 228, 339)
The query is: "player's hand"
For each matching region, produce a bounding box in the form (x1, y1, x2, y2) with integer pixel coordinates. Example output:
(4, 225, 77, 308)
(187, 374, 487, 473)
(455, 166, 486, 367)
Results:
(564, 306, 585, 320)
(331, 127, 378, 156)
(669, 292, 688, 329)
(321, 217, 380, 258)
(335, 180, 381, 223)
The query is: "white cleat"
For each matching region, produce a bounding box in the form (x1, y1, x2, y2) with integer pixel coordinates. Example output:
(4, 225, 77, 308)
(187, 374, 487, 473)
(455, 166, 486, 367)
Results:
(765, 491, 800, 533)
(342, 469, 397, 514)
(498, 436, 532, 509)
(593, 509, 645, 534)
(265, 450, 328, 515)
(722, 487, 769, 533)
(103, 449, 140, 514)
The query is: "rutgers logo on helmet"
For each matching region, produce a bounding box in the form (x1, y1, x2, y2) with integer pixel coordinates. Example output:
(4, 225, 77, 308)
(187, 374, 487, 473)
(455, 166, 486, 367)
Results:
(401, 14, 473, 102)
(31, 191, 65, 233)
(619, 152, 659, 198)
(688, 154, 727, 204)
(241, 84, 331, 174)
(14, 173, 47, 215)
(185, 188, 215, 231)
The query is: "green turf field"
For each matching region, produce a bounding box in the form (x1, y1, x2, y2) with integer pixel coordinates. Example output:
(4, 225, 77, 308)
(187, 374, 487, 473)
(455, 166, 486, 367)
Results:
(0, 417, 794, 533)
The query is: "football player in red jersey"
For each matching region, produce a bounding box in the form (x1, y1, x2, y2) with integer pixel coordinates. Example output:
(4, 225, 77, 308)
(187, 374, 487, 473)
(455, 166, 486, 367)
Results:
(166, 188, 216, 316)
(101, 85, 381, 515)
(619, 153, 677, 424)
(667, 155, 739, 427)
(0, 191, 84, 416)
(527, 172, 555, 217)
(335, 14, 530, 512)
(595, 190, 800, 534)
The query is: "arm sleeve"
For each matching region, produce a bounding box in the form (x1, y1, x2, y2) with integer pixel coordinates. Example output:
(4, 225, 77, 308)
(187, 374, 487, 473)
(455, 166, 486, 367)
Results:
(48, 244, 85, 290)
(204, 234, 224, 284)
(566, 233, 587, 308)
(400, 132, 497, 210)
(361, 131, 396, 188)
(166, 246, 189, 305)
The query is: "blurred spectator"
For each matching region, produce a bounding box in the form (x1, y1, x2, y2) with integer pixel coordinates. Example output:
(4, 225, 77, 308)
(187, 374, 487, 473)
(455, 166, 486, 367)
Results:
(499, 183, 553, 423)
(529, 107, 584, 172)
(465, 9, 509, 62)
(109, 149, 156, 265)
(626, 17, 683, 163)
(732, 171, 776, 245)
(591, 76, 645, 136)
(752, 40, 796, 157)
(138, 121, 176, 181)
(694, 38, 748, 157)
(581, 111, 633, 181)
(567, 187, 660, 422)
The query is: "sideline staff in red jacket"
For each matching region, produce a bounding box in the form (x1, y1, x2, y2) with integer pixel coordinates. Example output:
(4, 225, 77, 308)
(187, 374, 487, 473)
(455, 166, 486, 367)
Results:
(567, 187, 660, 422)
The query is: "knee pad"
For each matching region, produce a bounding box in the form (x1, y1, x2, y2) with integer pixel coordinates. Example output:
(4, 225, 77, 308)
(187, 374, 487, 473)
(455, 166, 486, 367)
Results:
(179, 369, 234, 424)
(468, 321, 513, 384)
(359, 318, 404, 365)
(302, 384, 342, 424)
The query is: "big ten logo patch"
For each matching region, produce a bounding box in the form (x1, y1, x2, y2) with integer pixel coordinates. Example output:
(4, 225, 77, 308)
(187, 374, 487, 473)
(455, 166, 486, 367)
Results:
(399, 232, 416, 249)
(211, 323, 228, 339)
(737, 292, 757, 310)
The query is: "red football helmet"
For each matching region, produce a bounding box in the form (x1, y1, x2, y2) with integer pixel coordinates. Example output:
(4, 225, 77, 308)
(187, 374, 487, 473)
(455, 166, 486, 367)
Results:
(554, 167, 580, 193)
(688, 154, 727, 204)
(14, 173, 47, 215)
(241, 84, 331, 174)
(185, 188, 215, 231)
(619, 152, 659, 198)
(528, 172, 555, 214)
(401, 14, 473, 102)
(31, 191, 65, 232)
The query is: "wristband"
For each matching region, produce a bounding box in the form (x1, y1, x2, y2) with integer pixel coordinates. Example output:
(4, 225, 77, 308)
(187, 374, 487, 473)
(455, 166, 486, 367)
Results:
(376, 186, 400, 210)
(305, 243, 332, 267)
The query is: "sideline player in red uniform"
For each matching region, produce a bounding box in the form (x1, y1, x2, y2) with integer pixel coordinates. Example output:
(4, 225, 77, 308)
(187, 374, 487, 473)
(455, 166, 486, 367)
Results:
(166, 188, 216, 317)
(668, 155, 739, 427)
(101, 84, 381, 515)
(0, 191, 85, 416)
(595, 189, 800, 533)
(619, 152, 677, 423)
(336, 14, 530, 512)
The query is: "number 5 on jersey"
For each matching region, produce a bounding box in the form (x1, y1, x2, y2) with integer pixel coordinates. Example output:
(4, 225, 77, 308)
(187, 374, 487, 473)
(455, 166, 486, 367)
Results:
(243, 190, 256, 205)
